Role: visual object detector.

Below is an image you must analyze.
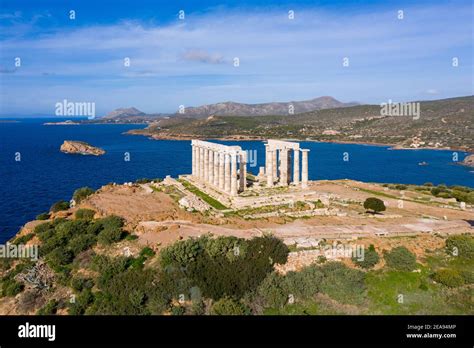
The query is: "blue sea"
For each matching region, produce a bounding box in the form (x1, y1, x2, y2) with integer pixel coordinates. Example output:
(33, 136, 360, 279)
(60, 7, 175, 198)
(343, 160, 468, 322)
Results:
(1, 118, 472, 242)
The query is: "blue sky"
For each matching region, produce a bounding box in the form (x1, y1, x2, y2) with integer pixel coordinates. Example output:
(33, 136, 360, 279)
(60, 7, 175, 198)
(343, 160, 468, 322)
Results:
(0, 0, 472, 116)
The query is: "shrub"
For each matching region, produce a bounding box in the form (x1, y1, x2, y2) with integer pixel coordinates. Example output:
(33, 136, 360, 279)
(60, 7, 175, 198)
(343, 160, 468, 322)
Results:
(36, 299, 58, 315)
(384, 246, 417, 271)
(352, 244, 380, 269)
(68, 234, 97, 255)
(363, 197, 386, 214)
(445, 235, 474, 259)
(97, 226, 123, 245)
(71, 277, 95, 292)
(432, 269, 464, 287)
(318, 262, 366, 304)
(170, 305, 185, 315)
(36, 212, 50, 220)
(68, 289, 94, 315)
(75, 209, 95, 220)
(256, 272, 289, 308)
(50, 200, 70, 212)
(1, 278, 24, 297)
(45, 248, 74, 270)
(97, 216, 124, 245)
(424, 182, 433, 187)
(12, 233, 34, 245)
(73, 187, 95, 204)
(210, 297, 250, 315)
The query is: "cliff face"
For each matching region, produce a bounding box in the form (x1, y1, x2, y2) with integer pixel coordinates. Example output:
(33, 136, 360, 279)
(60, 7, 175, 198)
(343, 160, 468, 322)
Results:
(60, 141, 105, 156)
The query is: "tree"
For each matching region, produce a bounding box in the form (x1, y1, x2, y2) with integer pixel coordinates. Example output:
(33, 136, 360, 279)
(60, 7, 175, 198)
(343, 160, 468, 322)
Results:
(363, 197, 386, 214)
(384, 246, 417, 271)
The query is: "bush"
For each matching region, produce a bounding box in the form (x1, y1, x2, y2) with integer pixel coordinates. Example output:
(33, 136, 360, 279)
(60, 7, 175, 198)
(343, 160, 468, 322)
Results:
(432, 269, 464, 288)
(75, 209, 95, 220)
(12, 233, 34, 245)
(97, 216, 124, 245)
(71, 277, 94, 292)
(161, 235, 289, 300)
(352, 244, 380, 269)
(445, 235, 474, 259)
(50, 200, 70, 212)
(1, 278, 24, 297)
(68, 234, 97, 255)
(210, 298, 250, 315)
(363, 197, 386, 214)
(73, 187, 95, 204)
(46, 248, 74, 270)
(36, 299, 58, 315)
(318, 262, 366, 304)
(384, 246, 417, 271)
(36, 212, 50, 220)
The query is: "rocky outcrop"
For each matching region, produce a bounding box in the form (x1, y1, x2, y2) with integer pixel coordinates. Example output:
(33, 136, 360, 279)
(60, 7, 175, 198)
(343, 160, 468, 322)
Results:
(60, 140, 105, 156)
(462, 154, 474, 167)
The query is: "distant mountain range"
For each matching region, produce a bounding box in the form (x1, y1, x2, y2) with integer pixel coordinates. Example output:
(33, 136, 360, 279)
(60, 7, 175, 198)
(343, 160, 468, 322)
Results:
(100, 96, 358, 121)
(174, 96, 358, 118)
(128, 95, 474, 152)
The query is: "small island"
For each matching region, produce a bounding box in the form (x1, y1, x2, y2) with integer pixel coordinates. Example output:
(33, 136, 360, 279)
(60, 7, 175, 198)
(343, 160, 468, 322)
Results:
(462, 154, 474, 167)
(60, 140, 105, 156)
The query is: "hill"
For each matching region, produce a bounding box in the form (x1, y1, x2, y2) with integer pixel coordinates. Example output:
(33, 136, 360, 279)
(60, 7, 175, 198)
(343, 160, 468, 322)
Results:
(175, 96, 358, 118)
(129, 96, 473, 151)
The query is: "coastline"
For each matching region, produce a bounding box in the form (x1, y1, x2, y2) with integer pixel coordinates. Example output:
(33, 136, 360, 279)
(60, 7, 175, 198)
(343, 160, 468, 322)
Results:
(125, 129, 473, 154)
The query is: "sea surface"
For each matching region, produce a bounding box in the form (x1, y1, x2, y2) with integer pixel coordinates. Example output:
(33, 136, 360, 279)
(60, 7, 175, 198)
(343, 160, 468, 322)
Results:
(1, 118, 472, 242)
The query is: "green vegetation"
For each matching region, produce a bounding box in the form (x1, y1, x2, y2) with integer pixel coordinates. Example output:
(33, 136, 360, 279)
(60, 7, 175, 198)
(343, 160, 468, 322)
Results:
(352, 244, 380, 269)
(135, 96, 474, 151)
(12, 233, 34, 245)
(179, 180, 228, 210)
(384, 246, 417, 271)
(432, 269, 464, 288)
(1, 205, 473, 315)
(75, 208, 96, 220)
(36, 212, 50, 220)
(363, 197, 386, 214)
(210, 298, 250, 315)
(73, 187, 95, 204)
(445, 234, 474, 259)
(50, 200, 70, 212)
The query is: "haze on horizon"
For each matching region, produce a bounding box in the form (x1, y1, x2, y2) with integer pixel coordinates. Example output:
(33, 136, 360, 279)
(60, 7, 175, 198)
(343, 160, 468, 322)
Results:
(0, 0, 472, 116)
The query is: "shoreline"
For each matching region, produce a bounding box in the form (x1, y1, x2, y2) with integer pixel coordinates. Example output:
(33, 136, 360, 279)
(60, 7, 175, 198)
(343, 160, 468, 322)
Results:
(125, 129, 473, 154)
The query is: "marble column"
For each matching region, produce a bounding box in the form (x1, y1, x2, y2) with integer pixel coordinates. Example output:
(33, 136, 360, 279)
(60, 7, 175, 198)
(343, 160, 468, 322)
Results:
(301, 149, 309, 188)
(208, 149, 214, 184)
(191, 145, 196, 176)
(224, 153, 231, 193)
(272, 149, 278, 179)
(267, 149, 274, 187)
(239, 152, 247, 192)
(264, 144, 270, 176)
(219, 152, 225, 190)
(230, 153, 238, 196)
(204, 148, 209, 182)
(280, 148, 289, 185)
(199, 147, 204, 179)
(293, 149, 300, 185)
(213, 151, 219, 186)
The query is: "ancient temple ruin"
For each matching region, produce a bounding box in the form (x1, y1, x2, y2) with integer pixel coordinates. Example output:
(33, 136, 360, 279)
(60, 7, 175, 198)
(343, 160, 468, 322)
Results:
(191, 140, 247, 196)
(263, 139, 310, 188)
(190, 139, 310, 197)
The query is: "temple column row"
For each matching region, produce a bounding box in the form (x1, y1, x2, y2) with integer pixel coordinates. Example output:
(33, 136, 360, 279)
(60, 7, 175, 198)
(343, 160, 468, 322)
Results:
(264, 147, 309, 188)
(191, 143, 246, 196)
